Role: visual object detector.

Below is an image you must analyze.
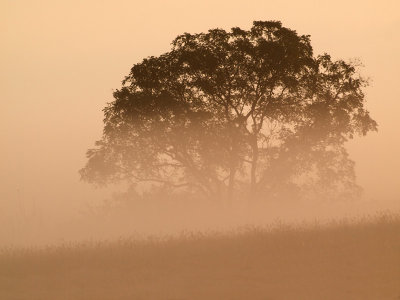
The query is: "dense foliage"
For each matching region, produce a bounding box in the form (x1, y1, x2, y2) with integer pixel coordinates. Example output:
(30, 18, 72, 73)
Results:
(80, 21, 377, 204)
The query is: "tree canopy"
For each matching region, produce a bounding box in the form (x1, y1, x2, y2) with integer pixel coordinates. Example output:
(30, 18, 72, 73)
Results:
(80, 21, 377, 204)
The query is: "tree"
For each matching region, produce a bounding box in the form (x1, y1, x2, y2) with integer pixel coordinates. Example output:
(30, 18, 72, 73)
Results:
(80, 21, 377, 205)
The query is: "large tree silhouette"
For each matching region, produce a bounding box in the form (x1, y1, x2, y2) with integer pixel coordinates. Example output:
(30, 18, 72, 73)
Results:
(80, 21, 377, 204)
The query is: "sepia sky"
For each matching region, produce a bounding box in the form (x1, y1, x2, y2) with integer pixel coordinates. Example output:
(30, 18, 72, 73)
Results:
(1, 0, 399, 218)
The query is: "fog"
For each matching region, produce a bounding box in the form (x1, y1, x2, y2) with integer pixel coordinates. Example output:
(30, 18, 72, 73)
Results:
(1, 0, 399, 248)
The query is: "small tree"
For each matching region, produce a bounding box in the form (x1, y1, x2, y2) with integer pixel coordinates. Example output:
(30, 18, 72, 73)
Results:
(80, 21, 377, 204)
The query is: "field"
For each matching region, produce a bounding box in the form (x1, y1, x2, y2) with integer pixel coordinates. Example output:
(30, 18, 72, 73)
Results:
(1, 214, 399, 300)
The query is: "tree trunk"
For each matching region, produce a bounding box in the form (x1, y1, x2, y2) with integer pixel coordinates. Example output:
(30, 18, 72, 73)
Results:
(250, 135, 259, 203)
(227, 168, 236, 207)
(227, 123, 238, 208)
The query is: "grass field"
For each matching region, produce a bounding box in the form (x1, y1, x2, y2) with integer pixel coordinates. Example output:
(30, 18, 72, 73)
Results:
(1, 214, 399, 300)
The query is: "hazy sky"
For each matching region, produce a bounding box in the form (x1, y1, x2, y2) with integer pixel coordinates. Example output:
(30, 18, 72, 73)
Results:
(1, 0, 399, 218)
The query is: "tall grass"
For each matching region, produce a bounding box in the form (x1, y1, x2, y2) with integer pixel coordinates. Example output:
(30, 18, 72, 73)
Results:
(1, 213, 399, 300)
